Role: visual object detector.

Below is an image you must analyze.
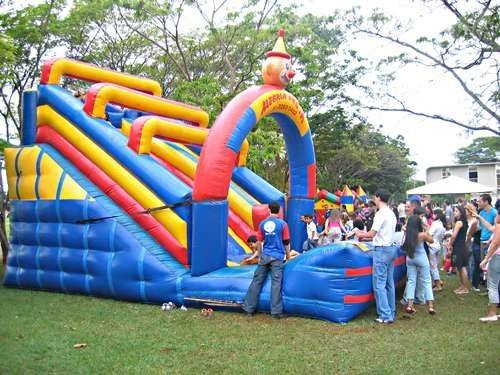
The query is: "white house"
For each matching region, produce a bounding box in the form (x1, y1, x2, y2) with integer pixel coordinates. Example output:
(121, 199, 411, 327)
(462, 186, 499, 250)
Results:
(426, 162, 499, 198)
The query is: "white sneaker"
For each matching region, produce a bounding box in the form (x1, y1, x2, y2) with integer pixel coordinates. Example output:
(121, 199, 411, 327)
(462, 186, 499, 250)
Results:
(471, 287, 481, 292)
(479, 315, 498, 322)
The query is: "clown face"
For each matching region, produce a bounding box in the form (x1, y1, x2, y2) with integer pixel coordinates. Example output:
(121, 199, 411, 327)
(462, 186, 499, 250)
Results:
(262, 56, 296, 88)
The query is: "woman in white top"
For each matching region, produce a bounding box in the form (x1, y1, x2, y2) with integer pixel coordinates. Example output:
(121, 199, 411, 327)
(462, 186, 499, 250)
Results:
(428, 209, 446, 291)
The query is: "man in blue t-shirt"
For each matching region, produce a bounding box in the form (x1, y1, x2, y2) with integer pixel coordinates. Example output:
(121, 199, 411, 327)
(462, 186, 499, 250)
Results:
(243, 202, 290, 319)
(478, 194, 497, 251)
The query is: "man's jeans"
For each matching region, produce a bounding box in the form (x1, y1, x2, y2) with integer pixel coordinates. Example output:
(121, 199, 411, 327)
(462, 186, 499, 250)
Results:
(470, 242, 482, 288)
(373, 245, 397, 321)
(243, 254, 284, 315)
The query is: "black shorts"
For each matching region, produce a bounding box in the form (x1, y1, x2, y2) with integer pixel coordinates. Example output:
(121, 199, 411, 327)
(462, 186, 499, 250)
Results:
(452, 246, 470, 268)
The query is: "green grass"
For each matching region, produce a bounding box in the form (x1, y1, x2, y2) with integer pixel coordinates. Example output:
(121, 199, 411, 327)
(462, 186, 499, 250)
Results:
(0, 266, 498, 374)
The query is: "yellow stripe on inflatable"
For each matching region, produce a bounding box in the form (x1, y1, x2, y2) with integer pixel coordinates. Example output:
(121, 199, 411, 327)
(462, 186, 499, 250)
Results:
(17, 146, 39, 200)
(229, 227, 252, 254)
(44, 58, 162, 96)
(250, 90, 309, 136)
(89, 85, 209, 128)
(38, 153, 63, 199)
(37, 105, 187, 247)
(4, 146, 88, 200)
(59, 174, 88, 200)
(5, 148, 20, 200)
(121, 121, 255, 228)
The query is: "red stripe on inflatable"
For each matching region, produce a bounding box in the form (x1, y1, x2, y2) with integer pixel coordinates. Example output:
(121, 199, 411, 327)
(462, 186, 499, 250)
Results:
(193, 85, 278, 201)
(318, 189, 328, 200)
(345, 266, 372, 277)
(83, 82, 106, 116)
(128, 120, 147, 153)
(152, 154, 256, 242)
(344, 293, 374, 304)
(36, 126, 188, 265)
(40, 58, 58, 84)
(394, 255, 406, 266)
(307, 163, 316, 198)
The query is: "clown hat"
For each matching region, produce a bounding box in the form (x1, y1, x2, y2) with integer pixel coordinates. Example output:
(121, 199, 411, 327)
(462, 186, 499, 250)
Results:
(265, 29, 291, 59)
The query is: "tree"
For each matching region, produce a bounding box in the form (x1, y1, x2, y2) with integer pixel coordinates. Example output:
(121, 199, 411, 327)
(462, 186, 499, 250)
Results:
(311, 108, 415, 197)
(349, 0, 500, 135)
(455, 136, 500, 163)
(0, 0, 66, 142)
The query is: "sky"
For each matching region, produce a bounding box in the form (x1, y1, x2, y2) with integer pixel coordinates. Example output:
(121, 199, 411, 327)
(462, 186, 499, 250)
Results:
(287, 0, 488, 181)
(1, 0, 493, 184)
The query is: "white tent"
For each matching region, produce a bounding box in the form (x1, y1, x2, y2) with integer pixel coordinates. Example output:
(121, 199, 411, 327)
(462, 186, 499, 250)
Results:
(407, 175, 495, 196)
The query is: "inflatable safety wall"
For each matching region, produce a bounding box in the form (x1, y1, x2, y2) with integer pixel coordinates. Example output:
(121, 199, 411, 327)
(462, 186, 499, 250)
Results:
(3, 30, 406, 323)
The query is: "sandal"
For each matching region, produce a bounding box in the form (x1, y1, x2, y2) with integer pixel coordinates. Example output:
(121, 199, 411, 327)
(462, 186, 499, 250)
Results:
(405, 306, 416, 314)
(428, 308, 436, 315)
(454, 289, 469, 295)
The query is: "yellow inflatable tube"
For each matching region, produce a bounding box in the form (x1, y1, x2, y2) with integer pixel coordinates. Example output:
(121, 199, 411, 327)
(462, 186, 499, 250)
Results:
(84, 84, 209, 128)
(122, 121, 255, 228)
(37, 105, 187, 247)
(41, 57, 162, 96)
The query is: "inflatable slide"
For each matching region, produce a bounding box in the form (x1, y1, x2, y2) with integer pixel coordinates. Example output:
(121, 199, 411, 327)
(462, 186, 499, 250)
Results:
(3, 31, 405, 322)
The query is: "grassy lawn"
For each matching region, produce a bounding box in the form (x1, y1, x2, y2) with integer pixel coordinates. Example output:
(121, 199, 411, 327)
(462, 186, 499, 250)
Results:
(0, 266, 499, 374)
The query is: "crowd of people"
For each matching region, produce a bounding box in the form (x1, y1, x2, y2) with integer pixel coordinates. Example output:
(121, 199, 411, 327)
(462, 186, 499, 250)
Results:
(243, 191, 500, 323)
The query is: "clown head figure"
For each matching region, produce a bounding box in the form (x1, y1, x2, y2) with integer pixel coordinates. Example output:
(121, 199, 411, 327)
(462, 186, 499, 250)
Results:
(262, 29, 295, 88)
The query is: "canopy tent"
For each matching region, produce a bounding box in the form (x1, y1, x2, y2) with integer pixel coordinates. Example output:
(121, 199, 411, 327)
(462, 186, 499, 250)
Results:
(407, 175, 495, 196)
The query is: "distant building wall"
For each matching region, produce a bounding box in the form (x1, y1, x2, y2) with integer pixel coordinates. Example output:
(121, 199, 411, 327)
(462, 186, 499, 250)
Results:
(426, 163, 499, 199)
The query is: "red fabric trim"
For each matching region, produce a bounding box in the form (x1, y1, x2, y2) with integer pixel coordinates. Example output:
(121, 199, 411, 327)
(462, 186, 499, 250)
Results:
(307, 163, 317, 198)
(265, 51, 291, 59)
(282, 222, 290, 241)
(345, 266, 372, 277)
(152, 154, 255, 242)
(394, 255, 406, 266)
(344, 294, 374, 304)
(193, 85, 277, 201)
(40, 58, 59, 84)
(36, 126, 188, 265)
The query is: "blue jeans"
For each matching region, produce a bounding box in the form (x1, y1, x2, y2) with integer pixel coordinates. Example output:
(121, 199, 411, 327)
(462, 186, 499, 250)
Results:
(243, 254, 284, 315)
(487, 254, 500, 305)
(405, 251, 434, 302)
(302, 238, 318, 252)
(372, 245, 397, 321)
(429, 247, 441, 281)
(470, 243, 481, 288)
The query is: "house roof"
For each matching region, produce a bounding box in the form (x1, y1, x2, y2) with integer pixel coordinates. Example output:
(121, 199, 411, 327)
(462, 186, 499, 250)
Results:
(426, 162, 499, 173)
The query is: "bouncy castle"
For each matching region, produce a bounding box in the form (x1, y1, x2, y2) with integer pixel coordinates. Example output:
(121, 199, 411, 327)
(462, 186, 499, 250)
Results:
(3, 30, 405, 322)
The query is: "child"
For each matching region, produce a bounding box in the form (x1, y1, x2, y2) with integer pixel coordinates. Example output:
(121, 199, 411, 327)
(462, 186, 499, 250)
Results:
(301, 214, 319, 251)
(345, 219, 366, 241)
(441, 231, 456, 275)
(240, 235, 260, 265)
(320, 209, 345, 244)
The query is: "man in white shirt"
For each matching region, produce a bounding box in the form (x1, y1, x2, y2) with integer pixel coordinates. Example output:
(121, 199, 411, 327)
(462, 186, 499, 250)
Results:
(357, 189, 397, 324)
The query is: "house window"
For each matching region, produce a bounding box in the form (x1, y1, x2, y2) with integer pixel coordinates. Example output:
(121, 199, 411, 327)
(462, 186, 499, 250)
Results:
(441, 168, 451, 179)
(468, 166, 478, 183)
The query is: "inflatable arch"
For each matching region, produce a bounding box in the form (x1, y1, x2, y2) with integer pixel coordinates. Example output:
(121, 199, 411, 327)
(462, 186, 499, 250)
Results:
(190, 85, 316, 275)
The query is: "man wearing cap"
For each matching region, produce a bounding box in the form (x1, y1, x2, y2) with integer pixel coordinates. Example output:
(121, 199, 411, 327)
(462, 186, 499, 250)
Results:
(357, 189, 398, 324)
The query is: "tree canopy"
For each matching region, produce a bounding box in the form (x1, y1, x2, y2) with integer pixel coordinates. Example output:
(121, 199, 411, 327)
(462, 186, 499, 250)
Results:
(455, 137, 500, 164)
(0, 0, 425, 197)
(349, 0, 499, 136)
